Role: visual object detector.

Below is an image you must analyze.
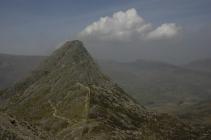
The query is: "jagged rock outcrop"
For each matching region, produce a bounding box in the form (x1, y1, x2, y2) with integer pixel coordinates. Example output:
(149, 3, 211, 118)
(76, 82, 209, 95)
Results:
(0, 40, 211, 140)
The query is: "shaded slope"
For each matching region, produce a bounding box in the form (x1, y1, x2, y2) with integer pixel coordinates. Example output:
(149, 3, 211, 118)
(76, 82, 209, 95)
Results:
(1, 40, 210, 139)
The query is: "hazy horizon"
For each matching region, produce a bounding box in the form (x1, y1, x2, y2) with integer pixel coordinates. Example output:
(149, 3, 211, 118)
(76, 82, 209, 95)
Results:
(0, 0, 211, 64)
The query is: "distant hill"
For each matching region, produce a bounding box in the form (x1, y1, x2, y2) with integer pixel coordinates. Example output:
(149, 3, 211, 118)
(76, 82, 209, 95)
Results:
(98, 59, 211, 107)
(185, 58, 211, 73)
(0, 53, 45, 89)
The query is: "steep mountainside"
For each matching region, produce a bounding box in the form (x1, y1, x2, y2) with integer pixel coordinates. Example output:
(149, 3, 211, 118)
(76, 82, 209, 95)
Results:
(0, 112, 52, 139)
(0, 53, 45, 89)
(1, 40, 210, 139)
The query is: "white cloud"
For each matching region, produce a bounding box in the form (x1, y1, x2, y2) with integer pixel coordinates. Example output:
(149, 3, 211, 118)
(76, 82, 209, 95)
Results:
(146, 23, 181, 40)
(79, 8, 181, 41)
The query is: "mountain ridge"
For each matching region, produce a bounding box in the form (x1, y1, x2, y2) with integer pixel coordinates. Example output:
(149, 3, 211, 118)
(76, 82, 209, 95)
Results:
(0, 40, 211, 139)
(1, 51, 211, 127)
(185, 58, 211, 73)
(1, 40, 147, 139)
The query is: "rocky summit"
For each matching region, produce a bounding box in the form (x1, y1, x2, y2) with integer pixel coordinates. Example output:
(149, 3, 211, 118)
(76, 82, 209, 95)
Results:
(0, 40, 210, 140)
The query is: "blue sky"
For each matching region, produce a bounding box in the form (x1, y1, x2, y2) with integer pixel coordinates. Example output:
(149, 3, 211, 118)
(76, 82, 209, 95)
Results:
(0, 0, 211, 62)
(1, 0, 210, 28)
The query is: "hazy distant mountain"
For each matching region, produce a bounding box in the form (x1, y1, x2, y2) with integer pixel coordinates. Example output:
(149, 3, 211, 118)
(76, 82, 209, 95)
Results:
(98, 60, 211, 127)
(185, 58, 211, 73)
(0, 53, 45, 89)
(98, 59, 211, 108)
(1, 40, 210, 139)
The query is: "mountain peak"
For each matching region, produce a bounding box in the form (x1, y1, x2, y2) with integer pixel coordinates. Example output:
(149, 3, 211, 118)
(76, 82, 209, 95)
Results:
(63, 40, 83, 47)
(2, 40, 210, 140)
(51, 40, 91, 65)
(30, 40, 110, 86)
(60, 40, 87, 53)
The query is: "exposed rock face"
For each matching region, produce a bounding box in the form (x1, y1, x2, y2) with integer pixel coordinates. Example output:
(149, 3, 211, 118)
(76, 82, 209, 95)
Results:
(0, 112, 52, 140)
(1, 40, 211, 139)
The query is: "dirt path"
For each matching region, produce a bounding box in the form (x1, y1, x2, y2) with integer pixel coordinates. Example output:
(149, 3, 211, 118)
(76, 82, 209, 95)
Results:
(48, 100, 72, 124)
(48, 83, 91, 139)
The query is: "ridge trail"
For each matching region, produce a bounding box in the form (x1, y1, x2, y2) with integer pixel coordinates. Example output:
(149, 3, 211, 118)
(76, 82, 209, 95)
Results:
(48, 100, 72, 124)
